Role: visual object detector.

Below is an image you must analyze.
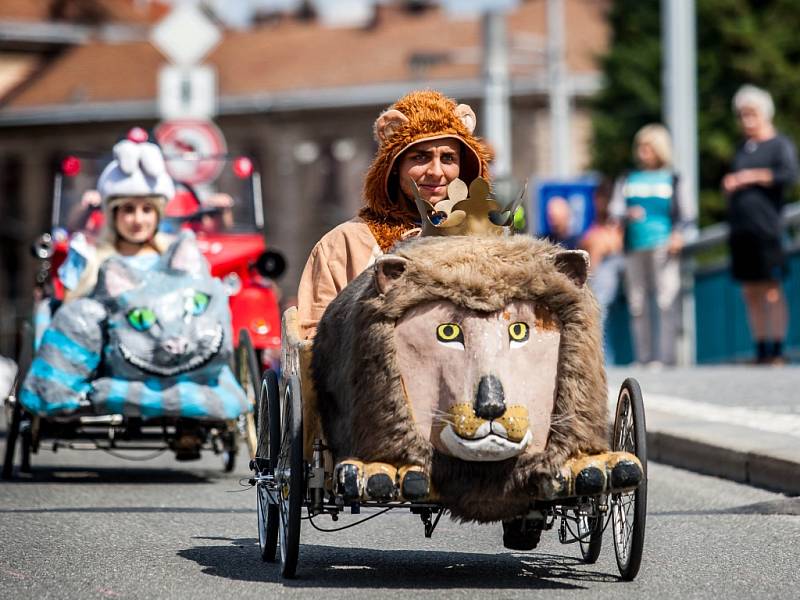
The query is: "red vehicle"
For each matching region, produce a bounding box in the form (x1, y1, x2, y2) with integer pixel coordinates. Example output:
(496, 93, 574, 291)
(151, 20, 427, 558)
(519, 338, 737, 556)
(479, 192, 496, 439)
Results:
(2, 151, 284, 477)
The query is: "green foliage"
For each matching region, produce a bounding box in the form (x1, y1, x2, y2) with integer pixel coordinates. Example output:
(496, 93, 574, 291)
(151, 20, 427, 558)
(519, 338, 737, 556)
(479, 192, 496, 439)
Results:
(591, 0, 800, 227)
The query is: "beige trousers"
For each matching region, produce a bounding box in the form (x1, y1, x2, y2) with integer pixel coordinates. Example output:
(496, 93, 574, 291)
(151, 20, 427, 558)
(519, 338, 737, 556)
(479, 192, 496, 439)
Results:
(623, 245, 681, 365)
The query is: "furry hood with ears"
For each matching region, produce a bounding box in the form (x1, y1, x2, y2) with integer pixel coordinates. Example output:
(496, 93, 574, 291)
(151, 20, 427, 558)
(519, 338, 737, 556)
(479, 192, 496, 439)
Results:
(360, 90, 493, 226)
(312, 235, 609, 522)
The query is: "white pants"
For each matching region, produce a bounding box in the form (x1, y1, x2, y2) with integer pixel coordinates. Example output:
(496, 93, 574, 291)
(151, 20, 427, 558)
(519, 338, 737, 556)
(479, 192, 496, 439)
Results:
(624, 245, 681, 365)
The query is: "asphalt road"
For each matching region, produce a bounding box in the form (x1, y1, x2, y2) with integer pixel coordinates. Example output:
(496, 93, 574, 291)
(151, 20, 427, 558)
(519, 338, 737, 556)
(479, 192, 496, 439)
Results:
(1, 437, 798, 600)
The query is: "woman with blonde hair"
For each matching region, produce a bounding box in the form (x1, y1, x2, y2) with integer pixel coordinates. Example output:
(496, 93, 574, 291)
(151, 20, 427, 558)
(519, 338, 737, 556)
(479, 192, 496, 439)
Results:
(60, 133, 174, 300)
(610, 123, 692, 366)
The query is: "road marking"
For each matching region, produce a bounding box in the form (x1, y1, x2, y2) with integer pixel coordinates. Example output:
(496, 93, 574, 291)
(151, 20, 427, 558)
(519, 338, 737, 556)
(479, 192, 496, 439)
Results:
(608, 391, 800, 439)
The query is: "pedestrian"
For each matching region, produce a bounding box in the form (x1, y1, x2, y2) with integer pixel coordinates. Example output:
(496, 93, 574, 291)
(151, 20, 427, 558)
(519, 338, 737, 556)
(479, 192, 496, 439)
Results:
(610, 124, 691, 366)
(722, 84, 798, 365)
(545, 196, 580, 249)
(297, 89, 492, 339)
(579, 178, 623, 362)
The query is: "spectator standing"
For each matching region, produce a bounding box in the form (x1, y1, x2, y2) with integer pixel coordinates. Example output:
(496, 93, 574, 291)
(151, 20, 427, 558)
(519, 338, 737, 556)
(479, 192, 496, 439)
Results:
(580, 179, 623, 362)
(723, 85, 798, 365)
(611, 124, 691, 366)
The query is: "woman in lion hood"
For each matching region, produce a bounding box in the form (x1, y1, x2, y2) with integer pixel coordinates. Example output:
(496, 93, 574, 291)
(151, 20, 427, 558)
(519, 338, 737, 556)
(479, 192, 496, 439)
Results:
(297, 90, 493, 339)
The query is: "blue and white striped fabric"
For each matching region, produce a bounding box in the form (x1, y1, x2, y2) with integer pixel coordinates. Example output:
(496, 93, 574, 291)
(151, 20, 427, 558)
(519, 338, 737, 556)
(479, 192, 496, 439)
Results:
(20, 232, 248, 421)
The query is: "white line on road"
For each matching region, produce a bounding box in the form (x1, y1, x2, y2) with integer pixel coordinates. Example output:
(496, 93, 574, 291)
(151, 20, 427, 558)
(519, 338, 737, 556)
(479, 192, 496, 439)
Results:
(608, 391, 800, 439)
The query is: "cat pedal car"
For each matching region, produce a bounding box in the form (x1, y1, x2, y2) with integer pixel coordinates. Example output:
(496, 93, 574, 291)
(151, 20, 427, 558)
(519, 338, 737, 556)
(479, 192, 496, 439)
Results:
(2, 150, 284, 478)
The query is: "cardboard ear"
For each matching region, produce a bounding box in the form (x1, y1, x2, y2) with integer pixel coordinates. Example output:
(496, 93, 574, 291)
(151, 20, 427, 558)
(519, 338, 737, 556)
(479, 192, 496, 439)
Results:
(455, 104, 477, 134)
(165, 232, 209, 277)
(374, 109, 409, 144)
(96, 258, 141, 298)
(374, 255, 409, 295)
(554, 249, 590, 288)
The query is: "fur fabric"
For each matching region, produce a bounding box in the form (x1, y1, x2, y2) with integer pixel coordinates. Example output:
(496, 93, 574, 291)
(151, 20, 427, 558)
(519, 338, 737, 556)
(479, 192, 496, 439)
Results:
(359, 90, 493, 227)
(312, 235, 608, 523)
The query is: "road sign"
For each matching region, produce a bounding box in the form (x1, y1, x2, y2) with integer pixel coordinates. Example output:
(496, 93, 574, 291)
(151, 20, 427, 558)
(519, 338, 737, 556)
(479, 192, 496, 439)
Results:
(150, 3, 221, 66)
(154, 119, 228, 185)
(158, 64, 217, 119)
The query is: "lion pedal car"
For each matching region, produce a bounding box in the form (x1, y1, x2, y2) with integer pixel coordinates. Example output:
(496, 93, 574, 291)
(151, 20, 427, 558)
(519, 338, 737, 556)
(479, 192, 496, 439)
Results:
(251, 207, 648, 581)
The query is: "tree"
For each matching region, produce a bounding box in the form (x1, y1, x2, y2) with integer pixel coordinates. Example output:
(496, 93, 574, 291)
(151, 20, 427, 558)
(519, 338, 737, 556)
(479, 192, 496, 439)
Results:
(591, 0, 800, 227)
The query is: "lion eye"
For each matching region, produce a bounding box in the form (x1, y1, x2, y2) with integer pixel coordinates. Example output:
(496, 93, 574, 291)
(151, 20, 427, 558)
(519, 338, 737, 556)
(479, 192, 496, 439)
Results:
(509, 322, 529, 348)
(437, 323, 464, 350)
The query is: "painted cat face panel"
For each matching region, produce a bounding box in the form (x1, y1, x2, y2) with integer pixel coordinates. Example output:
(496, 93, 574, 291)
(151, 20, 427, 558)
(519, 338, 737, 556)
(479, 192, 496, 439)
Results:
(394, 299, 561, 461)
(96, 234, 232, 380)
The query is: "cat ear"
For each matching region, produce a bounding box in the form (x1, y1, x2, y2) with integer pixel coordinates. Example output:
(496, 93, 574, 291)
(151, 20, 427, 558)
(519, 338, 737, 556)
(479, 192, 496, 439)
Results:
(165, 232, 208, 277)
(96, 258, 141, 298)
(553, 249, 589, 288)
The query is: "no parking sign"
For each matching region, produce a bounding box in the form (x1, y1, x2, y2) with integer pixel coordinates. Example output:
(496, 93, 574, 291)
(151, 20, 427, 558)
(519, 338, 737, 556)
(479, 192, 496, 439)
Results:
(154, 119, 227, 185)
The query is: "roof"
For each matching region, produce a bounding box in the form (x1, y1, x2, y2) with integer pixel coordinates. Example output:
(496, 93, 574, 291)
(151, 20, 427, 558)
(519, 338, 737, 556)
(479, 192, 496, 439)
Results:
(0, 0, 169, 25)
(0, 0, 610, 123)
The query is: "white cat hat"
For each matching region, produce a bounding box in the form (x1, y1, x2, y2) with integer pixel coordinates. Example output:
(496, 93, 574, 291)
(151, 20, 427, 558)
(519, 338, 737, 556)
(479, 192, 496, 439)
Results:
(97, 129, 175, 204)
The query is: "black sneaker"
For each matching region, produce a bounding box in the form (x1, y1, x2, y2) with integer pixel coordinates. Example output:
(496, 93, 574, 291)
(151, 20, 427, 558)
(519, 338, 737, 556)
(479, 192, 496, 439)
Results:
(502, 517, 544, 551)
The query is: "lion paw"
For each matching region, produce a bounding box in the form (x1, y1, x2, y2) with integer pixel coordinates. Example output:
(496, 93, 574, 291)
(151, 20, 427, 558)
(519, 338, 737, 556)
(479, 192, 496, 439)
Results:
(541, 451, 643, 500)
(334, 461, 431, 502)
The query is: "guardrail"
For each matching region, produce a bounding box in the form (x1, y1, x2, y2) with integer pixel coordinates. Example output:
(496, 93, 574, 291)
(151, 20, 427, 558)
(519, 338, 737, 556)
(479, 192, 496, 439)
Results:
(675, 201, 800, 365)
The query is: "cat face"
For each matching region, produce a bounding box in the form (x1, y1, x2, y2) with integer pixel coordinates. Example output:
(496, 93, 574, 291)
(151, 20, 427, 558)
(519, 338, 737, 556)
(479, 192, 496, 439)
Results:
(96, 233, 231, 379)
(115, 282, 224, 376)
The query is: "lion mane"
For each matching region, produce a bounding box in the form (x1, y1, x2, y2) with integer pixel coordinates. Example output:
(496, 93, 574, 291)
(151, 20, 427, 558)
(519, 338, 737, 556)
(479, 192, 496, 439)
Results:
(311, 235, 608, 523)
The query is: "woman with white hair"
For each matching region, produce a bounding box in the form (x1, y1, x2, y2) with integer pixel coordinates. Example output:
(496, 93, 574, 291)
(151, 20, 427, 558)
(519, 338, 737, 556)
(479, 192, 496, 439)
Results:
(723, 84, 798, 364)
(610, 123, 692, 366)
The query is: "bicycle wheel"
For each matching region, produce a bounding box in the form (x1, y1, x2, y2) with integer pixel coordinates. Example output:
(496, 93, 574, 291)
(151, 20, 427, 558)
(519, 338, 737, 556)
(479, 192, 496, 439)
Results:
(235, 329, 260, 459)
(611, 378, 647, 581)
(256, 370, 280, 562)
(577, 496, 604, 563)
(276, 374, 303, 578)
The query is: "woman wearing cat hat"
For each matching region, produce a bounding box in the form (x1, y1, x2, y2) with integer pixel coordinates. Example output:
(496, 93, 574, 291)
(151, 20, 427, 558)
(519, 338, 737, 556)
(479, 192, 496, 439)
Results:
(297, 89, 493, 338)
(61, 129, 175, 300)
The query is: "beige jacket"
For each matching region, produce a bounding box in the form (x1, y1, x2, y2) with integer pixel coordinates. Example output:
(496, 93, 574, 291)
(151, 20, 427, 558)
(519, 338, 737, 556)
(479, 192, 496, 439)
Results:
(297, 217, 382, 339)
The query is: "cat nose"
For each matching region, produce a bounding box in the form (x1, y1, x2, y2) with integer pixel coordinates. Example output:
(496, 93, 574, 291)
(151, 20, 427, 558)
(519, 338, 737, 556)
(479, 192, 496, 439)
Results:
(163, 337, 189, 356)
(474, 375, 506, 420)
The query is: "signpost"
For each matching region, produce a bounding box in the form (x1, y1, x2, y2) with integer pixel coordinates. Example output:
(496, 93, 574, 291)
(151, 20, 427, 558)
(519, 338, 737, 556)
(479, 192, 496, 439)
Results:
(150, 2, 221, 121)
(154, 119, 227, 185)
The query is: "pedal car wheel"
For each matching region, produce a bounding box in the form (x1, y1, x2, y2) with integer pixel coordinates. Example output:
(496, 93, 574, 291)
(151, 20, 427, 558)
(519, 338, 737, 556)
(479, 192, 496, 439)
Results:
(236, 329, 261, 459)
(276, 374, 303, 578)
(611, 378, 647, 581)
(257, 370, 280, 562)
(2, 397, 22, 480)
(3, 320, 34, 480)
(577, 496, 604, 563)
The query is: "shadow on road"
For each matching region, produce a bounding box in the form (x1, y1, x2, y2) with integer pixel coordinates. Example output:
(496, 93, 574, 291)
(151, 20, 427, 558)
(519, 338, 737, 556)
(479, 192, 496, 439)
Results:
(177, 537, 619, 589)
(0, 465, 225, 484)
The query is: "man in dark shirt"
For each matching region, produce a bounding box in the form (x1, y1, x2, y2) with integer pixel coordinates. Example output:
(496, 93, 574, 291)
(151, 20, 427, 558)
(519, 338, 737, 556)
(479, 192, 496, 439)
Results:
(723, 84, 799, 364)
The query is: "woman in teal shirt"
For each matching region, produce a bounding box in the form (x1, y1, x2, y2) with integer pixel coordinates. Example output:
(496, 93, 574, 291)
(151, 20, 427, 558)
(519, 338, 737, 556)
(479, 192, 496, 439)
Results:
(610, 124, 691, 366)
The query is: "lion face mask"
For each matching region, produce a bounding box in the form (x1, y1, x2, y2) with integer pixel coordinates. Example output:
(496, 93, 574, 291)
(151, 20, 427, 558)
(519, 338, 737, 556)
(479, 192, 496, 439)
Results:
(394, 300, 560, 462)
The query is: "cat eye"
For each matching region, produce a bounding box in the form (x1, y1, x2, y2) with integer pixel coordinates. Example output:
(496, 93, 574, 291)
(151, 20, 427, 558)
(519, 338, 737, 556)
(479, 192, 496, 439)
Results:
(509, 322, 529, 348)
(127, 307, 156, 331)
(189, 292, 210, 316)
(437, 323, 464, 350)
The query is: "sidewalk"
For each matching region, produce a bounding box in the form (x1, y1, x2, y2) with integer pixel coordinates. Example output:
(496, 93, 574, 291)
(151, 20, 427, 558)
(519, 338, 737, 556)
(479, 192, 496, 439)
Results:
(607, 366, 800, 496)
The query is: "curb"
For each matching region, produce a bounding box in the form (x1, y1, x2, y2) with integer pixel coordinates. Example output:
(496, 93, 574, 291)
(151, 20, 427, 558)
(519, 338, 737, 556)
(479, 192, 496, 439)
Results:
(645, 410, 800, 496)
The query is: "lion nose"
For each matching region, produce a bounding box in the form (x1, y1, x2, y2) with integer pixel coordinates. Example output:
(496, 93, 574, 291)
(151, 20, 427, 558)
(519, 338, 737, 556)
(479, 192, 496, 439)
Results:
(474, 375, 506, 420)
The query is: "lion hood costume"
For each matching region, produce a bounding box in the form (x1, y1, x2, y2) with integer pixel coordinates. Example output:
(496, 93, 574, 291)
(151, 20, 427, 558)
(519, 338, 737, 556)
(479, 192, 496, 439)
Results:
(297, 90, 493, 339)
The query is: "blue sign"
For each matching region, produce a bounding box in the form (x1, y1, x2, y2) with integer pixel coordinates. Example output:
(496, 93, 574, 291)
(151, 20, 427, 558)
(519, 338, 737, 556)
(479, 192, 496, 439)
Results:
(534, 179, 597, 241)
